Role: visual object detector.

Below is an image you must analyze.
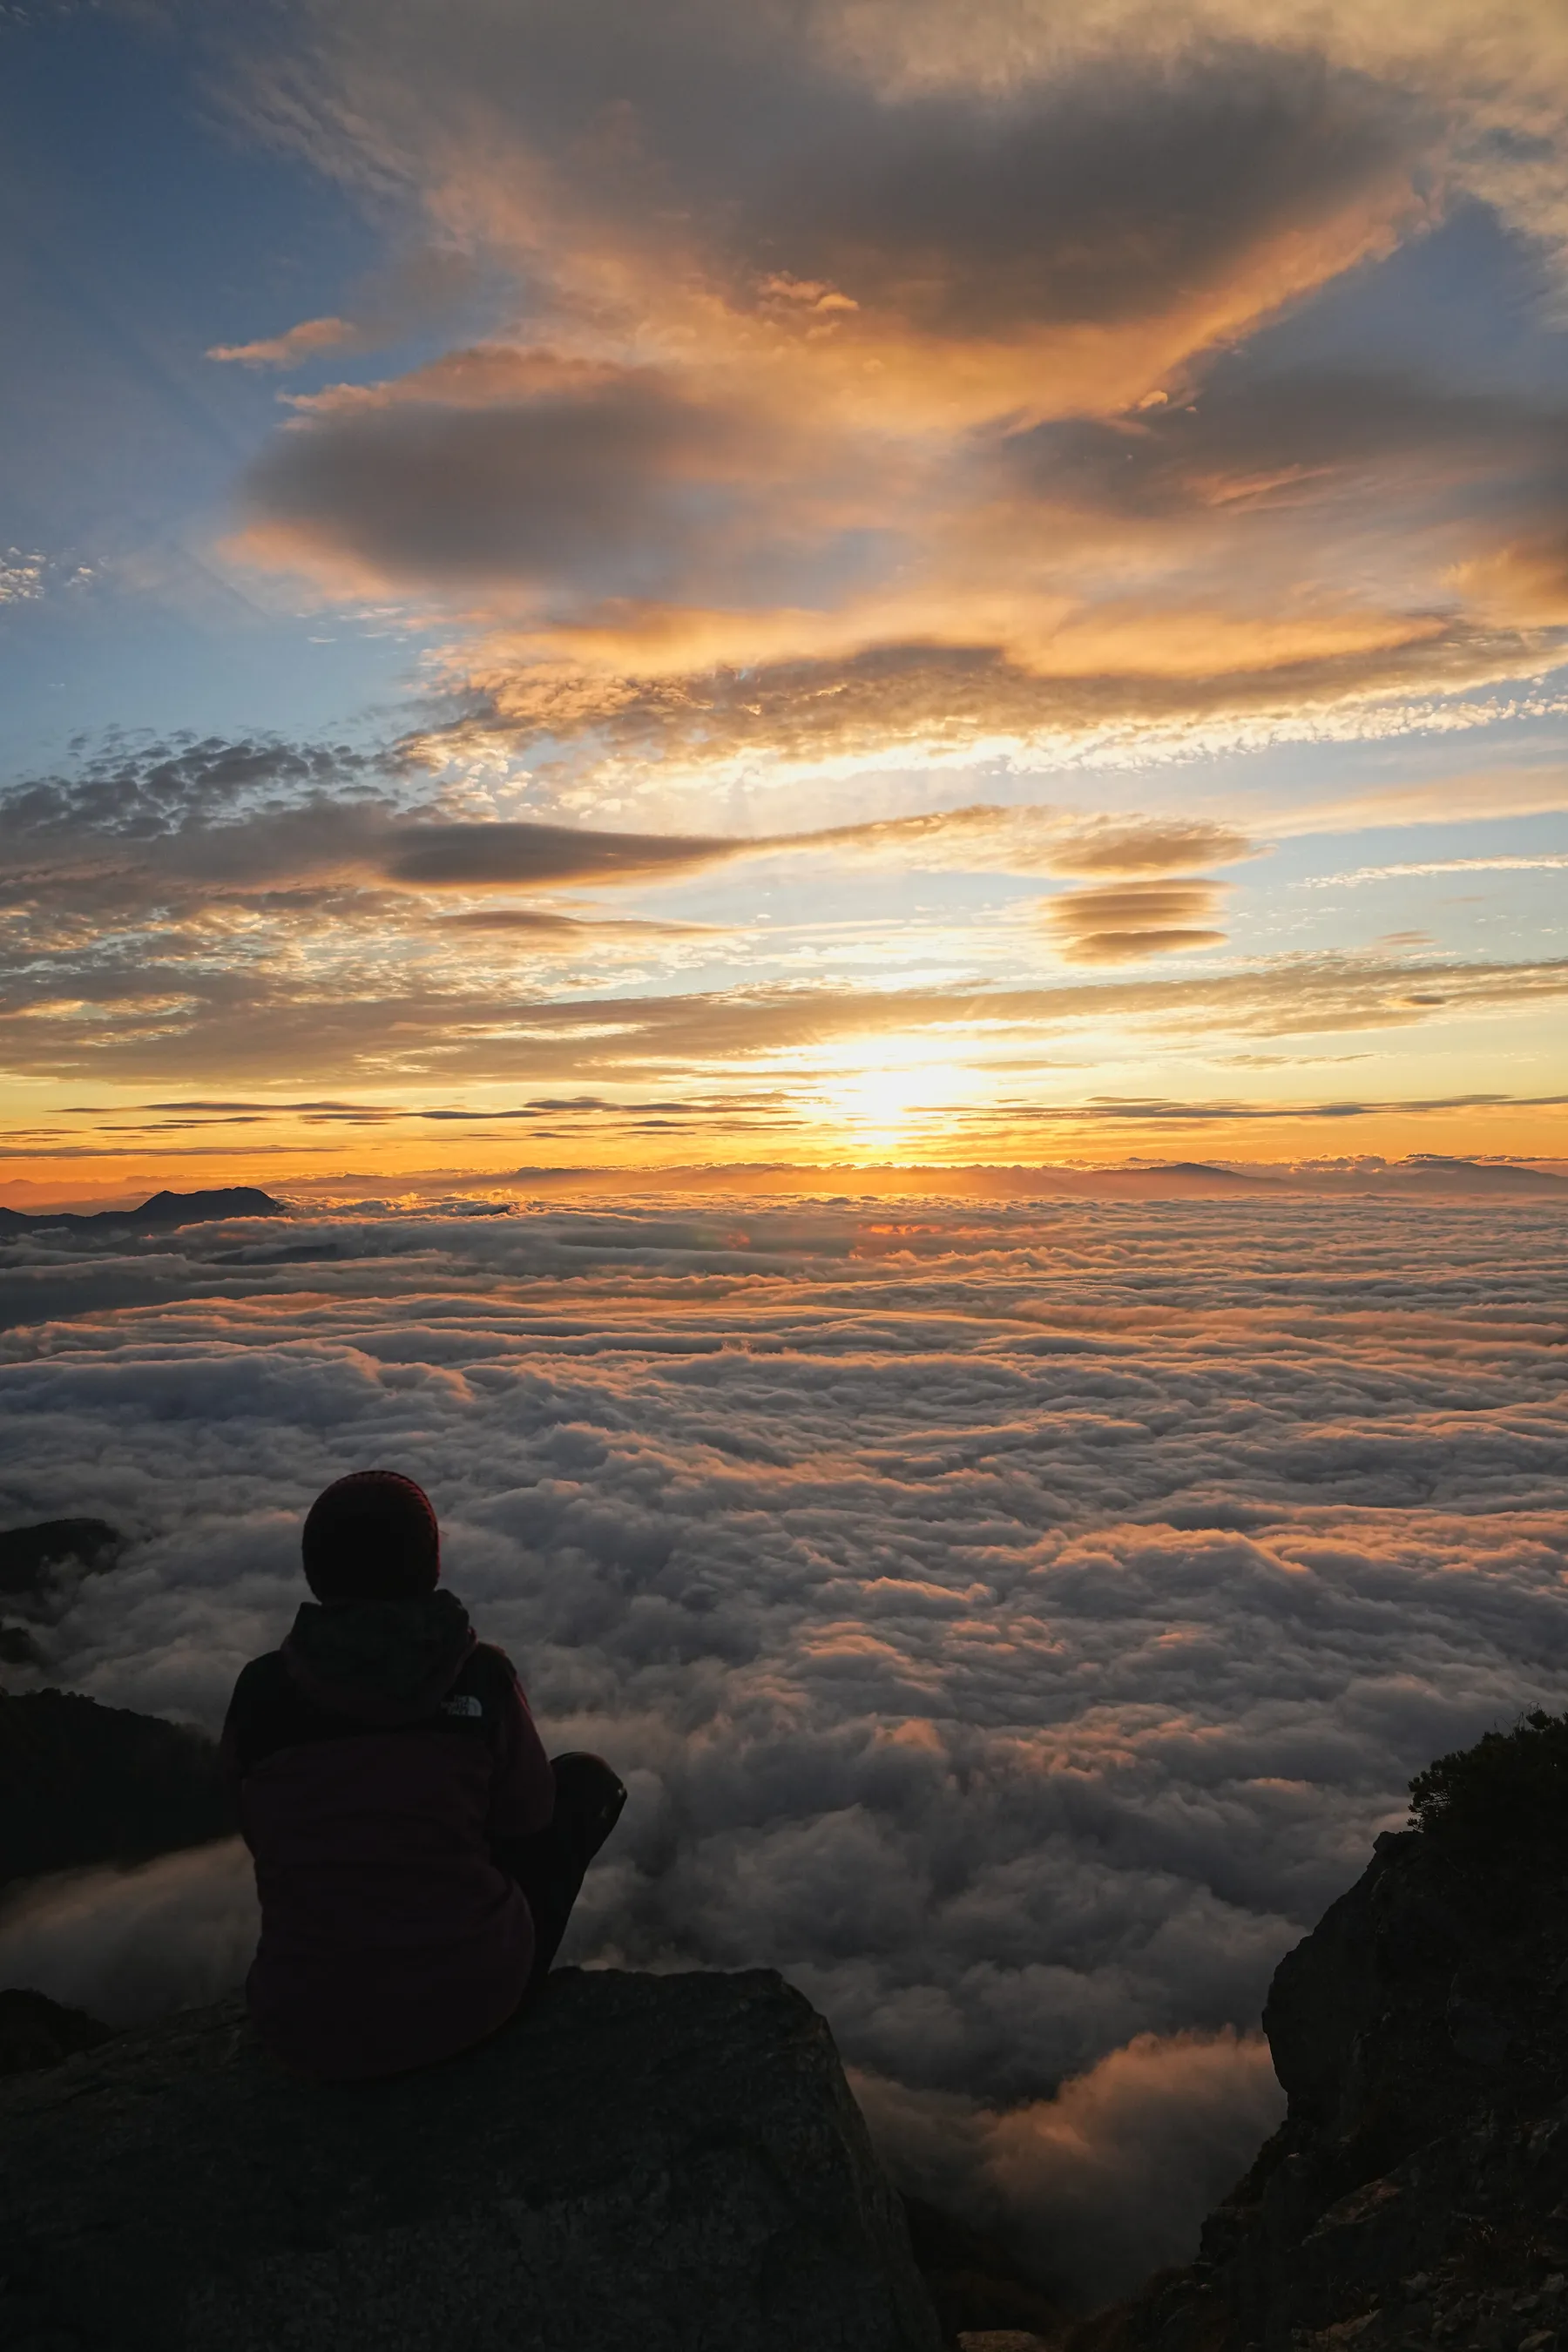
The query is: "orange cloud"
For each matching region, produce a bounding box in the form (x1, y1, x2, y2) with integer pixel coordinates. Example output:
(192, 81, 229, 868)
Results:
(208, 317, 368, 368)
(1041, 877, 1231, 964)
(218, 0, 1538, 772)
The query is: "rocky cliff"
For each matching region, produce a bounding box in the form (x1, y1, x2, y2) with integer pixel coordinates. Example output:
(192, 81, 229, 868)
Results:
(0, 1683, 233, 1888)
(1071, 1713, 1568, 2352)
(0, 1964, 943, 2352)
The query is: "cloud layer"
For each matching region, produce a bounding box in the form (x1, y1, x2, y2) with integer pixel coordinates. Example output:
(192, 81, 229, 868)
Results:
(0, 1191, 1564, 2295)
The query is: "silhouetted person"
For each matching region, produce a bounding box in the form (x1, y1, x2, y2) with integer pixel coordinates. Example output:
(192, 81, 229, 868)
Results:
(221, 1470, 625, 2078)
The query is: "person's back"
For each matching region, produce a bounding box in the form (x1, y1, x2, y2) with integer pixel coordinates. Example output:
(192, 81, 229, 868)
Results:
(222, 1470, 624, 2079)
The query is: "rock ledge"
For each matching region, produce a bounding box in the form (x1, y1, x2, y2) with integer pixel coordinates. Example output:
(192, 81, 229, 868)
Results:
(0, 1965, 941, 2352)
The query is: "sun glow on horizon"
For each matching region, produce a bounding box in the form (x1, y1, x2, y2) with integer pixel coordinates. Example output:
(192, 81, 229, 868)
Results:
(807, 1042, 997, 1155)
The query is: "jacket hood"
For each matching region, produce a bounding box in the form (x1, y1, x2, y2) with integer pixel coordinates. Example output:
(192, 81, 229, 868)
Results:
(281, 1588, 476, 1726)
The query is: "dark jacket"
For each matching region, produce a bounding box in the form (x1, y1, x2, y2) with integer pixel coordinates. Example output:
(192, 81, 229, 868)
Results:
(220, 1590, 554, 2079)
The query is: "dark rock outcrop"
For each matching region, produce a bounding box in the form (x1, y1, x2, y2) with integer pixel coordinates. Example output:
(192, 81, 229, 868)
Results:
(0, 1687, 233, 1889)
(0, 1966, 942, 2352)
(0, 1986, 116, 2076)
(1071, 1810, 1568, 2350)
(0, 1186, 285, 1236)
(0, 1518, 124, 1671)
(0, 1519, 122, 1601)
(902, 2195, 1067, 2343)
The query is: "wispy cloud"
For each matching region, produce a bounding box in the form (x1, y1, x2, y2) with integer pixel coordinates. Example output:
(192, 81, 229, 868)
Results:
(207, 316, 368, 369)
(436, 909, 723, 943)
(382, 806, 1260, 890)
(1302, 854, 1568, 887)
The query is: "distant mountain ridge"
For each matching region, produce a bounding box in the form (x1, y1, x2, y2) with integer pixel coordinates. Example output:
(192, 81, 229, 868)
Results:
(4, 1168, 1565, 1221)
(0, 1188, 286, 1236)
(506, 1158, 1568, 1200)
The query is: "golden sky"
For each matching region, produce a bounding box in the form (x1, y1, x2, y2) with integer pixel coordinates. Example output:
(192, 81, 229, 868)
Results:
(3, 0, 1568, 1198)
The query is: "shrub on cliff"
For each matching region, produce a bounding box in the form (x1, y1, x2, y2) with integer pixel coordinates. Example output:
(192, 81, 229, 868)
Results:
(1409, 1707, 1568, 1855)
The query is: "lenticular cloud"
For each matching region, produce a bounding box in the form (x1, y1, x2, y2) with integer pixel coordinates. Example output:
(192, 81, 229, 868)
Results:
(0, 1193, 1564, 2296)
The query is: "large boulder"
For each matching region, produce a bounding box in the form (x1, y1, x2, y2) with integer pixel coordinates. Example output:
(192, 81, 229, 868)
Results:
(0, 1965, 943, 2352)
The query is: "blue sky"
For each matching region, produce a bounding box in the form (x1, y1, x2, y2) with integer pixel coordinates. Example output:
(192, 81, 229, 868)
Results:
(3, 0, 1567, 1195)
(0, 6, 425, 759)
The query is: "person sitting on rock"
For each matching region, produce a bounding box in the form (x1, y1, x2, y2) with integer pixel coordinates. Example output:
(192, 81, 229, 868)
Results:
(221, 1469, 625, 2079)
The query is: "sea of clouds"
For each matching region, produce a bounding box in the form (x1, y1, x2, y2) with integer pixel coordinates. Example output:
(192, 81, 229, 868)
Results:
(0, 1193, 1564, 2301)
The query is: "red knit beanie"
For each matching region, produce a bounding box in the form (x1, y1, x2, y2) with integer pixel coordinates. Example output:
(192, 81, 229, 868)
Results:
(301, 1470, 441, 1602)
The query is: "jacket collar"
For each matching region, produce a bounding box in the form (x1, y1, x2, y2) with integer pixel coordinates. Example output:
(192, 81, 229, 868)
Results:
(280, 1589, 476, 1727)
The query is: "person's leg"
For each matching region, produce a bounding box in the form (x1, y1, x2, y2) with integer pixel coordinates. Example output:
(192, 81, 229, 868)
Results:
(496, 1753, 626, 1992)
